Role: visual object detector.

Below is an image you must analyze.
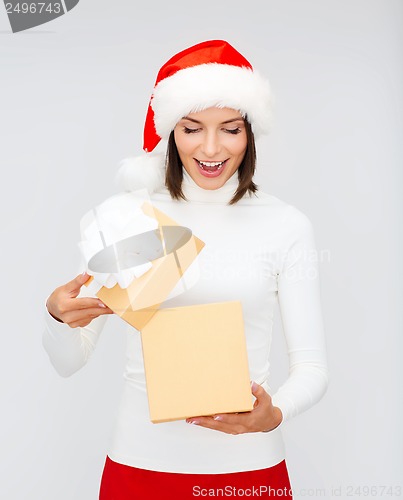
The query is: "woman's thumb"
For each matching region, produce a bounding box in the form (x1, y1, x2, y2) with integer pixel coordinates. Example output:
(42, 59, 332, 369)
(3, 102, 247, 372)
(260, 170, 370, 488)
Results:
(68, 271, 91, 295)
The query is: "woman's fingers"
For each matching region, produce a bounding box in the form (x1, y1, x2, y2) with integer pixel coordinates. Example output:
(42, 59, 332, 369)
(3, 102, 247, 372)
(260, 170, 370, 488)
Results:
(50, 296, 108, 317)
(186, 413, 252, 435)
(185, 382, 281, 434)
(63, 272, 92, 296)
(186, 410, 269, 435)
(46, 273, 114, 326)
(71, 297, 111, 311)
(250, 381, 269, 402)
(63, 306, 114, 328)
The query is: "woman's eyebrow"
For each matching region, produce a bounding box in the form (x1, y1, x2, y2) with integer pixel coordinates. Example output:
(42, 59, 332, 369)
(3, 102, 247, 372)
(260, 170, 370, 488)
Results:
(181, 116, 202, 124)
(181, 116, 244, 124)
(221, 118, 245, 124)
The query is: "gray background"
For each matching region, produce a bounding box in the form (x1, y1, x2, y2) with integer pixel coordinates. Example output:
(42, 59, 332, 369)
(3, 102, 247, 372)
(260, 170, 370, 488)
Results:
(1, 0, 402, 498)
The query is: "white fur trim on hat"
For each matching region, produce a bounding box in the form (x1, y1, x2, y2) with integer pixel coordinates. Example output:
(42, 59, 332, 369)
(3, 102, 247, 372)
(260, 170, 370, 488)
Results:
(115, 152, 166, 194)
(151, 63, 273, 139)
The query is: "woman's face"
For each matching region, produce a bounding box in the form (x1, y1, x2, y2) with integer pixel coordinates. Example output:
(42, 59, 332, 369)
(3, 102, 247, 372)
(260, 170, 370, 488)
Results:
(174, 107, 247, 190)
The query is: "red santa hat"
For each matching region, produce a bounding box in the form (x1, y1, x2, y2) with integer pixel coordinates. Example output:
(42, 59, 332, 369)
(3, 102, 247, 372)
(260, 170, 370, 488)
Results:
(143, 39, 273, 153)
(116, 40, 273, 193)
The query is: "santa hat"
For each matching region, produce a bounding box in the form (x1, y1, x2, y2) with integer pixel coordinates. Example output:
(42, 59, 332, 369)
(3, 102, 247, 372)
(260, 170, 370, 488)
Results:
(117, 40, 273, 193)
(144, 39, 273, 153)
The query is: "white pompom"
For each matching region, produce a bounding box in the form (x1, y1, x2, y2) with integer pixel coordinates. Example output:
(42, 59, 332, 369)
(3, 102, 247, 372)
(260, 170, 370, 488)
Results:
(115, 152, 166, 194)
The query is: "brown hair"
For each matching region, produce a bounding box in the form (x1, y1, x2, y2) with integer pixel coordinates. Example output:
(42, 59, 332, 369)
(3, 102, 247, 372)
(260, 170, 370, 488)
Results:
(165, 119, 258, 205)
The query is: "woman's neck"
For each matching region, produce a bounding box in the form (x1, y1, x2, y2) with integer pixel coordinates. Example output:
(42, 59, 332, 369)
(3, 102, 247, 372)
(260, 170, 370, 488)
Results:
(179, 168, 240, 204)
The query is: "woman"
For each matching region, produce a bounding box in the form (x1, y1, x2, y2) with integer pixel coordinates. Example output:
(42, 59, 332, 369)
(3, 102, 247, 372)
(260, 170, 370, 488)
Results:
(44, 40, 328, 499)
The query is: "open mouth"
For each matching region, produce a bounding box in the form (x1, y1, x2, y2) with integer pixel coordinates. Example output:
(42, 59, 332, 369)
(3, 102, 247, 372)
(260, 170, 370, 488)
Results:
(195, 159, 228, 172)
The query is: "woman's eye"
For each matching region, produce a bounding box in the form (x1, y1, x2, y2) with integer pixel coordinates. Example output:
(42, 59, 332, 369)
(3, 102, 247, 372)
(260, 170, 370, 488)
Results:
(184, 127, 200, 134)
(224, 128, 242, 135)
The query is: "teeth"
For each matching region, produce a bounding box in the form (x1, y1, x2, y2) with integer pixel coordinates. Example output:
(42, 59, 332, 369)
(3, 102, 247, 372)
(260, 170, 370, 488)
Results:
(198, 160, 225, 168)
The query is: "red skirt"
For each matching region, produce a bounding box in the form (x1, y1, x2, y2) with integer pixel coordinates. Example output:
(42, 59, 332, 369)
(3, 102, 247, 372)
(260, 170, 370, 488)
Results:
(99, 456, 293, 499)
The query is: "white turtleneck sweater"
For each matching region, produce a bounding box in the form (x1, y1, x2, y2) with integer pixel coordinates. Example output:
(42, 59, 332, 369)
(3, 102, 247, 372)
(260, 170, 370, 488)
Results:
(43, 170, 328, 474)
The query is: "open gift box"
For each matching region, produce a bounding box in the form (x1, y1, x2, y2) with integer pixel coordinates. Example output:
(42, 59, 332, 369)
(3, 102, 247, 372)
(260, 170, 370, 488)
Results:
(83, 199, 253, 423)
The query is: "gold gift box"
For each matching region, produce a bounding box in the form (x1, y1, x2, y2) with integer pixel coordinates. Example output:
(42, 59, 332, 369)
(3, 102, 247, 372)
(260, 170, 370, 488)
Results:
(88, 203, 253, 422)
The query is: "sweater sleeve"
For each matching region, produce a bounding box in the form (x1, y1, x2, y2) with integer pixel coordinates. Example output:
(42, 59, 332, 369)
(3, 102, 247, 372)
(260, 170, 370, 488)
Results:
(42, 282, 108, 378)
(271, 206, 329, 426)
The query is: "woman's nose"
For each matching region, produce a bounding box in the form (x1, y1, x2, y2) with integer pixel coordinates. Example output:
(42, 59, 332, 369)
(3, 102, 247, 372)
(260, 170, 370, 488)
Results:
(200, 131, 221, 158)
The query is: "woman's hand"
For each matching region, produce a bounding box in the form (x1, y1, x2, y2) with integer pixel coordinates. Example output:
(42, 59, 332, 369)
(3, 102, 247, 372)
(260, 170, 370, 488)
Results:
(185, 381, 283, 434)
(46, 272, 114, 328)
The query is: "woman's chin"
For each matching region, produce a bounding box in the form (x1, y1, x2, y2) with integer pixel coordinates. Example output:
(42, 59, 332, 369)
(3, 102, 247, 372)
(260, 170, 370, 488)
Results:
(184, 165, 234, 190)
(192, 174, 227, 190)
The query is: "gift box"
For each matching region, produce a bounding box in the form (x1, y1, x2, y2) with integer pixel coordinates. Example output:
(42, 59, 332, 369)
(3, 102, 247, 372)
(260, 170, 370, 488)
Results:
(141, 301, 253, 423)
(95, 202, 205, 330)
(84, 199, 253, 422)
